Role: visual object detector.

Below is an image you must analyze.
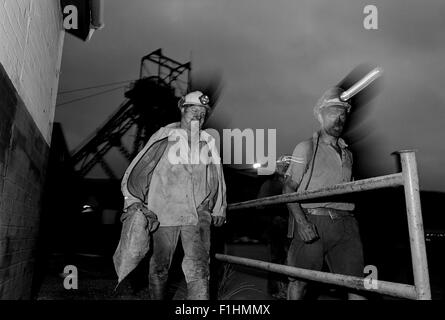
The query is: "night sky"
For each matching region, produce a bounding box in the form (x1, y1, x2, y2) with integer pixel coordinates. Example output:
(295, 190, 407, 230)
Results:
(55, 0, 445, 192)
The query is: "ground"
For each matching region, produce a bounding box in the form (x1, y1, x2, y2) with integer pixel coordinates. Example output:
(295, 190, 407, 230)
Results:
(36, 244, 275, 300)
(36, 242, 443, 300)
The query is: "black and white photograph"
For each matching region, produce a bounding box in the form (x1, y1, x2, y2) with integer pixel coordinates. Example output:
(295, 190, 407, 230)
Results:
(0, 0, 444, 311)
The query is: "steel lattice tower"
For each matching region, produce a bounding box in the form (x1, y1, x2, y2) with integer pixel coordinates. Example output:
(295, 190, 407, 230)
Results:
(70, 49, 191, 179)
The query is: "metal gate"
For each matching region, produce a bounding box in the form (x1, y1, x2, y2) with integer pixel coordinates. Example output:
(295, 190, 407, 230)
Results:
(216, 150, 431, 300)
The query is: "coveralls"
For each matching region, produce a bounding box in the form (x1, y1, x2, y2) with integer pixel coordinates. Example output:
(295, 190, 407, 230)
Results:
(121, 123, 226, 299)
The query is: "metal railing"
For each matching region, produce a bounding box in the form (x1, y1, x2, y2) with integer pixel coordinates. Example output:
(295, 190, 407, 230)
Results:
(215, 150, 431, 300)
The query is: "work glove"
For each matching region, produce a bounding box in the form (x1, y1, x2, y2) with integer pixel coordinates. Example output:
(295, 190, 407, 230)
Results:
(124, 203, 159, 233)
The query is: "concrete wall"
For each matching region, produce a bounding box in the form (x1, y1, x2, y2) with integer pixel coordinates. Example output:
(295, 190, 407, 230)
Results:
(0, 0, 64, 144)
(0, 0, 64, 299)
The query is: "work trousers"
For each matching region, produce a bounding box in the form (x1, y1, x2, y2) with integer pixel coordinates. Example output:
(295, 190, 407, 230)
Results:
(149, 211, 211, 300)
(287, 214, 364, 290)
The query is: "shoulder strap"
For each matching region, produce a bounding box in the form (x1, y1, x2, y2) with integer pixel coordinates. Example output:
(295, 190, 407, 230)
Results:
(286, 133, 319, 238)
(301, 133, 320, 191)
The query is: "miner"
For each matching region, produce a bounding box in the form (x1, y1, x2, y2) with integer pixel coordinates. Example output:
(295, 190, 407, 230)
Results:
(121, 91, 226, 300)
(283, 87, 365, 300)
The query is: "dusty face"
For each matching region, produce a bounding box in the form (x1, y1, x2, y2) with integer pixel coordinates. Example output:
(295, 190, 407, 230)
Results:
(181, 105, 208, 129)
(320, 106, 347, 137)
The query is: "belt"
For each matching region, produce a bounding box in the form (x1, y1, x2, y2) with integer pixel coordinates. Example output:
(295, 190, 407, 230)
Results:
(306, 208, 353, 219)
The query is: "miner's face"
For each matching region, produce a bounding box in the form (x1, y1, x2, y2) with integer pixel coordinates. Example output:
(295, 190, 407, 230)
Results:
(320, 106, 347, 137)
(181, 105, 208, 129)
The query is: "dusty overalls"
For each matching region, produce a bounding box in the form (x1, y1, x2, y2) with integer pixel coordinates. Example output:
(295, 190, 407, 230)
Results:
(149, 210, 211, 300)
(146, 139, 215, 300)
(121, 124, 226, 300)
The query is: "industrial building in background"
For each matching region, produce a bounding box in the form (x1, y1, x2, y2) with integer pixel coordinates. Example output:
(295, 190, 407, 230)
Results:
(70, 49, 191, 180)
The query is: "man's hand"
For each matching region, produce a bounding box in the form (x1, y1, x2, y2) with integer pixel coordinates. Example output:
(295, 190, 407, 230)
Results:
(144, 210, 160, 233)
(126, 203, 159, 232)
(212, 215, 226, 227)
(297, 220, 319, 243)
(197, 202, 226, 227)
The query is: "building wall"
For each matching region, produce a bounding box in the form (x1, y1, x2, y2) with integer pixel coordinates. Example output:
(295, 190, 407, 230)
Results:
(0, 0, 64, 299)
(0, 0, 64, 144)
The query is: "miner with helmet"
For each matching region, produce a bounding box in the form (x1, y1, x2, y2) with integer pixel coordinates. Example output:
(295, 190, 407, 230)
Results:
(120, 91, 226, 300)
(283, 86, 366, 300)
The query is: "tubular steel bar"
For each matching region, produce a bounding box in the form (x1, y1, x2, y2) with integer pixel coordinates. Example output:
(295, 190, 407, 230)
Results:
(229, 173, 403, 211)
(215, 254, 417, 300)
(398, 150, 431, 300)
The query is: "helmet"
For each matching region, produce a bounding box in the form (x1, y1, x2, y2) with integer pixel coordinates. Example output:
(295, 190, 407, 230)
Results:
(178, 91, 211, 111)
(313, 87, 351, 120)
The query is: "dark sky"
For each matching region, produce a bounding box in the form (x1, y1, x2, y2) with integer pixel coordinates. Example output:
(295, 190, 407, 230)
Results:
(55, 0, 445, 192)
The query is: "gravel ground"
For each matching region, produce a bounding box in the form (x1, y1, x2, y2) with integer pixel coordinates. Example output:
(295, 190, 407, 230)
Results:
(36, 244, 443, 300)
(36, 245, 274, 301)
